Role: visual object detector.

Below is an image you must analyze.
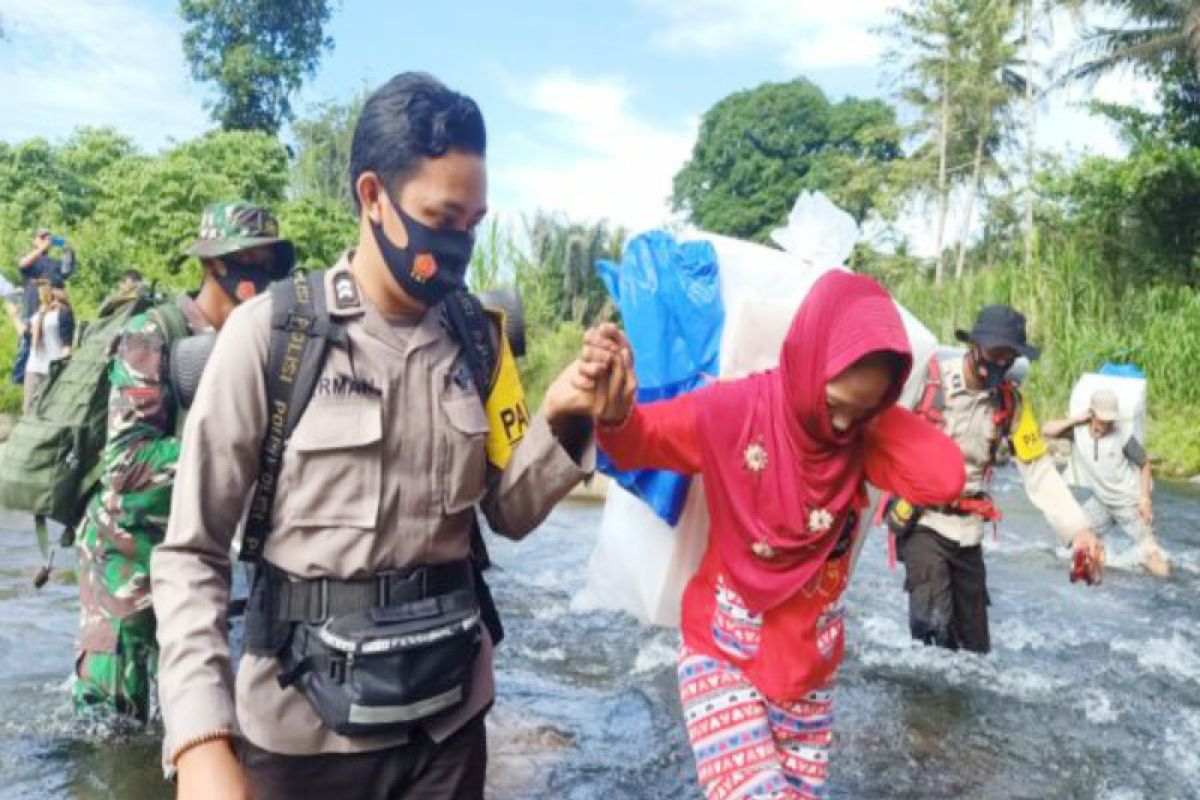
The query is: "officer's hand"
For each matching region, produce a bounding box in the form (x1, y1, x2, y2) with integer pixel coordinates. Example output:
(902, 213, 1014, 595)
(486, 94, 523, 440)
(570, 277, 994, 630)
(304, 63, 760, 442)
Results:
(176, 738, 255, 800)
(1071, 529, 1104, 566)
(543, 359, 600, 423)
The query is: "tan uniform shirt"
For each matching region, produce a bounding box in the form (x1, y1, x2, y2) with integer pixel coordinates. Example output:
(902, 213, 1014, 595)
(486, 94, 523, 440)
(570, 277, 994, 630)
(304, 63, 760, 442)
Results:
(920, 356, 1089, 548)
(152, 256, 593, 766)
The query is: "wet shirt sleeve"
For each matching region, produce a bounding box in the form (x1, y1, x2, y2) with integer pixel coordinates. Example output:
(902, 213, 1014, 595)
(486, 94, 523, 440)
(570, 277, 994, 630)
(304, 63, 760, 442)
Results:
(1123, 436, 1148, 468)
(863, 405, 965, 505)
(1009, 396, 1091, 544)
(151, 298, 271, 771)
(1016, 452, 1091, 545)
(595, 394, 704, 476)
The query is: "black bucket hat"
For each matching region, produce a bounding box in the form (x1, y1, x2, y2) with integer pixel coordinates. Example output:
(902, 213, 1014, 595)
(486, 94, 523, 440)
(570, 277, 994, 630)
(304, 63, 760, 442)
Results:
(955, 304, 1040, 361)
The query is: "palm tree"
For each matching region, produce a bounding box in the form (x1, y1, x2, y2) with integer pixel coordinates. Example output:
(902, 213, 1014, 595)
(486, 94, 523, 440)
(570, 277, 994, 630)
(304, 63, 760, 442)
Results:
(522, 213, 626, 325)
(886, 0, 977, 284)
(954, 0, 1026, 279)
(1065, 0, 1200, 83)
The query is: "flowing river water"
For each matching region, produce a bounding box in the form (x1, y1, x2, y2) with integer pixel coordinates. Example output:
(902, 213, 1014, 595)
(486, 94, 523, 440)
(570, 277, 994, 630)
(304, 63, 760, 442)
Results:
(1, 470, 1198, 799)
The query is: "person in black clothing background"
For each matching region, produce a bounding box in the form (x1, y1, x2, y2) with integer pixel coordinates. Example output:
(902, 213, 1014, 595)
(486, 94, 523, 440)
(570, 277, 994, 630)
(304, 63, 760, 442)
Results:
(12, 228, 75, 385)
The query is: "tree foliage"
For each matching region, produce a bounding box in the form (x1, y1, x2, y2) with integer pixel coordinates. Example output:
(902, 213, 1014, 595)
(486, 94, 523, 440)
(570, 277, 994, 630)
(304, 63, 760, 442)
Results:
(291, 93, 364, 209)
(0, 128, 348, 316)
(520, 213, 625, 325)
(671, 78, 903, 241)
(1065, 0, 1200, 85)
(179, 0, 335, 134)
(1041, 145, 1200, 288)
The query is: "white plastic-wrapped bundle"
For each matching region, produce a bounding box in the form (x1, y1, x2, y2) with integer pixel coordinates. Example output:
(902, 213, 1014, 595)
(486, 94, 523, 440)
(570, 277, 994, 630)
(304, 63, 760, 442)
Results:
(572, 478, 709, 627)
(576, 192, 938, 627)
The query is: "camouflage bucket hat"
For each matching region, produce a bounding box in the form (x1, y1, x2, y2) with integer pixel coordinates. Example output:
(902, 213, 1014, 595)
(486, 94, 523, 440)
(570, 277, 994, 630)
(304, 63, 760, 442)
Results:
(185, 201, 294, 268)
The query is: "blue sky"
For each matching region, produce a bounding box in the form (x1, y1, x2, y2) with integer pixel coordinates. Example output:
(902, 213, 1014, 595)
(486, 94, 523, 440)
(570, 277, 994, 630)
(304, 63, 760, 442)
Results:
(0, 0, 1155, 247)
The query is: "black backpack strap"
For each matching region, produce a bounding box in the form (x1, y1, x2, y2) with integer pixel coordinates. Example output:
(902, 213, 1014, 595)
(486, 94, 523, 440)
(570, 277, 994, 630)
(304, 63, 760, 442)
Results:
(441, 290, 499, 398)
(241, 270, 341, 563)
(440, 289, 505, 644)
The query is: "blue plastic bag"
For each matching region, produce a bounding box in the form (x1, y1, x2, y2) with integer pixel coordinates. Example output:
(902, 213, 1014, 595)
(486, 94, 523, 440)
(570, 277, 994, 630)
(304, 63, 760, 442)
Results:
(594, 231, 724, 525)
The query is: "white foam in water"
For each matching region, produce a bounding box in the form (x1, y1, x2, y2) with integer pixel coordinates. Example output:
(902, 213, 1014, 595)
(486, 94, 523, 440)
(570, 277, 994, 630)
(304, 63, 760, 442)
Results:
(1098, 789, 1145, 800)
(856, 614, 1069, 702)
(531, 602, 569, 622)
(991, 618, 1048, 653)
(1164, 706, 1200, 793)
(857, 612, 913, 649)
(1110, 632, 1200, 686)
(1076, 687, 1121, 725)
(632, 635, 680, 675)
(1172, 548, 1200, 576)
(516, 645, 567, 663)
(983, 534, 1054, 556)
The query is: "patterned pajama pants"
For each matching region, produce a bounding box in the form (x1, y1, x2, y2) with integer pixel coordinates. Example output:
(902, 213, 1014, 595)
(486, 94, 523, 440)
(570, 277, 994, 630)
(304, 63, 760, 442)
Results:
(678, 648, 834, 800)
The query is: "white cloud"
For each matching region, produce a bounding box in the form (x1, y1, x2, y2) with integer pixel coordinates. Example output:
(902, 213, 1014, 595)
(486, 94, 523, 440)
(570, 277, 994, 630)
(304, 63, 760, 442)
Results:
(630, 1, 1161, 254)
(636, 0, 894, 69)
(0, 0, 208, 148)
(493, 70, 697, 230)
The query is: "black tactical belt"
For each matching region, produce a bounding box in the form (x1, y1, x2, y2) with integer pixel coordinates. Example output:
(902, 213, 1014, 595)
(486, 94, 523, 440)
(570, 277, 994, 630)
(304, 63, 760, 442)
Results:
(265, 560, 475, 625)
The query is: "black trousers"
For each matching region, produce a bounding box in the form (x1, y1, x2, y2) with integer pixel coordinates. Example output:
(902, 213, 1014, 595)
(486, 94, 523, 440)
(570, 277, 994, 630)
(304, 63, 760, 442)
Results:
(239, 712, 487, 800)
(899, 525, 990, 654)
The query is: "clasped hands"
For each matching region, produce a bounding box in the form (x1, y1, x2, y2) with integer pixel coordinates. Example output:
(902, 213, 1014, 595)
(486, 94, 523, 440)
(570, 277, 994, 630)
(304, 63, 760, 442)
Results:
(541, 322, 637, 427)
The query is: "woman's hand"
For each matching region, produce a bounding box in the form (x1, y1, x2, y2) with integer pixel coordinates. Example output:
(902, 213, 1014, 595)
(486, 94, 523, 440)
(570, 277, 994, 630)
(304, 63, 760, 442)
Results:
(582, 323, 637, 426)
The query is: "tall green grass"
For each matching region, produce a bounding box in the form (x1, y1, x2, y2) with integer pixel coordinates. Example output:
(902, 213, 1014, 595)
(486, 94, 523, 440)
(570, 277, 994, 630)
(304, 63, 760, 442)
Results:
(884, 242, 1200, 475)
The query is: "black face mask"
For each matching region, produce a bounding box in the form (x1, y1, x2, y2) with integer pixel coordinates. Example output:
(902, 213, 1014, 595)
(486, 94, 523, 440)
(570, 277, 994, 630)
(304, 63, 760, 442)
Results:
(215, 262, 273, 304)
(371, 193, 474, 307)
(973, 347, 1012, 390)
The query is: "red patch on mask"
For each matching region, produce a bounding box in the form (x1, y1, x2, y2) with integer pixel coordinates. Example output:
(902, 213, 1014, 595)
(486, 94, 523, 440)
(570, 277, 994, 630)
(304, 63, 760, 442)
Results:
(412, 253, 438, 282)
(236, 280, 258, 301)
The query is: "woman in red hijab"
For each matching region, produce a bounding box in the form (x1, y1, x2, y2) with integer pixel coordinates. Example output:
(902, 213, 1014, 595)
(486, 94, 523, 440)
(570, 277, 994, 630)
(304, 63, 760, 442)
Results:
(582, 271, 965, 800)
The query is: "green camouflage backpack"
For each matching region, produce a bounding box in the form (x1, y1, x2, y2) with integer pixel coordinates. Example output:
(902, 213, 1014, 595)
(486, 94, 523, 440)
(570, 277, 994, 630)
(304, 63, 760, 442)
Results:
(0, 290, 188, 532)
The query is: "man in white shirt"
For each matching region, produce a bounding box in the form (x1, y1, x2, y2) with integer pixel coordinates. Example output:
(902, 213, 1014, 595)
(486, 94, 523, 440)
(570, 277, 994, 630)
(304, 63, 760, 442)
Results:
(1044, 388, 1169, 577)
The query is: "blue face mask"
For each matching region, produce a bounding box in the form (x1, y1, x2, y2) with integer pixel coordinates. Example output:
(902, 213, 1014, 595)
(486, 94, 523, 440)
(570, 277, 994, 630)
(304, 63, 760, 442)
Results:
(371, 192, 474, 308)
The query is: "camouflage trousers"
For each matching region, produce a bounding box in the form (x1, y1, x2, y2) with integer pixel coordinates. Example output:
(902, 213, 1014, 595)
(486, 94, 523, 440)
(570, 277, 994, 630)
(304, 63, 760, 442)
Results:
(73, 518, 158, 723)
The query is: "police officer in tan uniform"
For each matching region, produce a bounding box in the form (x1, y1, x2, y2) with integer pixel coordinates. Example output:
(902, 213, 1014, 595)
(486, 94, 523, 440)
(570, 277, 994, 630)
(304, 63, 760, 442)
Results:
(893, 306, 1104, 653)
(152, 73, 611, 799)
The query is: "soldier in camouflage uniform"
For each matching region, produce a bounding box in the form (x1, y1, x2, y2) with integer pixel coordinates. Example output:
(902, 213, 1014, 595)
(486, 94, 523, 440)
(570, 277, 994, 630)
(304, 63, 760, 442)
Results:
(74, 201, 295, 721)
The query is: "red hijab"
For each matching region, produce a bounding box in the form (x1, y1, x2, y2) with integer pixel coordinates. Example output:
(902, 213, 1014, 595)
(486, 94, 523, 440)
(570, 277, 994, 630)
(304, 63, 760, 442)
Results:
(693, 270, 912, 614)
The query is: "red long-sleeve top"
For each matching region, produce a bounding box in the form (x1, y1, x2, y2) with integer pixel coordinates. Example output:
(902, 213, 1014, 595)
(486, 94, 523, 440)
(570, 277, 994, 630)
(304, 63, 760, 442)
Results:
(599, 394, 965, 700)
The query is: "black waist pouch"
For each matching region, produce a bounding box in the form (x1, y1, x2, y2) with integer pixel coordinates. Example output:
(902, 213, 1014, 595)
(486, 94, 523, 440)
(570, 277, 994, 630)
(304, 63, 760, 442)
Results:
(260, 572, 482, 736)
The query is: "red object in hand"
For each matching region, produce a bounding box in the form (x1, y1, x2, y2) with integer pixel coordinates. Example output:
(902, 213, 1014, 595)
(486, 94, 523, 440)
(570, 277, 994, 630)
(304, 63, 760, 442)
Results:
(1070, 548, 1103, 586)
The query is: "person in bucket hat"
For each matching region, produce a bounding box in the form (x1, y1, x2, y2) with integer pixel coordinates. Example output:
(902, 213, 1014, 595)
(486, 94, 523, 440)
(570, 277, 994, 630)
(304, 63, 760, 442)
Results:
(888, 304, 1103, 654)
(73, 201, 294, 723)
(185, 200, 295, 303)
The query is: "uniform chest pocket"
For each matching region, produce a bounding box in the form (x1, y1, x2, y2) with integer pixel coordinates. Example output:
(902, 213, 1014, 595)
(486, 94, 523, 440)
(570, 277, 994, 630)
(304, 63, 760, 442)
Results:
(286, 398, 383, 529)
(439, 394, 490, 515)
